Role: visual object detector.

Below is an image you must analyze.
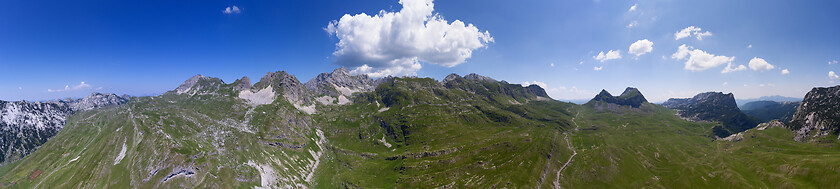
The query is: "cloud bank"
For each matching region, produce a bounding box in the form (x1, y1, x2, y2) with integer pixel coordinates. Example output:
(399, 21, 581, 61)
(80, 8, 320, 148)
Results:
(326, 0, 493, 77)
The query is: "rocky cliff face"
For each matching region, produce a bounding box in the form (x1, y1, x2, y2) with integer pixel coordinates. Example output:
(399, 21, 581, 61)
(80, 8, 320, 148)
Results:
(0, 92, 129, 165)
(663, 92, 759, 137)
(303, 67, 376, 97)
(586, 87, 648, 108)
(253, 71, 314, 106)
(789, 85, 840, 142)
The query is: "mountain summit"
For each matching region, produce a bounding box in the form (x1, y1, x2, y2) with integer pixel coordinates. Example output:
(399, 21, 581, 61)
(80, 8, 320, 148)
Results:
(586, 87, 648, 108)
(789, 85, 840, 142)
(663, 92, 759, 137)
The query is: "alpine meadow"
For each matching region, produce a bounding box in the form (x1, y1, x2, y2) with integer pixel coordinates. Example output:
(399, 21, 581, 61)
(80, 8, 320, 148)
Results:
(2, 0, 840, 188)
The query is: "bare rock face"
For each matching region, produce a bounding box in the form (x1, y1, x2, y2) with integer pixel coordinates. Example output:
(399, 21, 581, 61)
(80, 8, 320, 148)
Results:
(463, 73, 497, 82)
(173, 74, 225, 95)
(254, 71, 314, 105)
(68, 92, 130, 111)
(232, 76, 252, 91)
(663, 92, 759, 137)
(304, 67, 376, 97)
(789, 85, 840, 142)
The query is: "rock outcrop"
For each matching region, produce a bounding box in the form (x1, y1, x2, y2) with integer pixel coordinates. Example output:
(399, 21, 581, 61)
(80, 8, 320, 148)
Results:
(304, 67, 376, 97)
(789, 85, 840, 142)
(663, 92, 759, 137)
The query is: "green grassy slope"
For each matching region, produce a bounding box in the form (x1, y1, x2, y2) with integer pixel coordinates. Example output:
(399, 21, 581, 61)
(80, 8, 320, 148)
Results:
(1, 76, 838, 188)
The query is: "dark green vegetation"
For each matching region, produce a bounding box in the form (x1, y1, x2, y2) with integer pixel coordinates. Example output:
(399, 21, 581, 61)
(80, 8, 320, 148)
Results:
(586, 87, 648, 108)
(662, 92, 761, 137)
(741, 101, 799, 122)
(0, 72, 839, 188)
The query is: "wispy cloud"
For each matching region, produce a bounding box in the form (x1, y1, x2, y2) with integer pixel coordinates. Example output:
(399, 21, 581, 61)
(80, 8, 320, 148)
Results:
(674, 26, 712, 40)
(47, 81, 92, 93)
(593, 66, 603, 71)
(628, 4, 637, 12)
(223, 6, 241, 14)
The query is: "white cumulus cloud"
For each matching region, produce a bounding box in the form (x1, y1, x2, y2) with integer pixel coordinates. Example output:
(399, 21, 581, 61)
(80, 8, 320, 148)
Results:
(594, 50, 621, 62)
(628, 4, 637, 11)
(674, 26, 712, 40)
(223, 6, 241, 14)
(721, 63, 746, 73)
(781, 69, 790, 75)
(326, 0, 493, 77)
(748, 57, 774, 71)
(830, 71, 839, 79)
(593, 66, 603, 71)
(671, 44, 734, 72)
(628, 39, 653, 56)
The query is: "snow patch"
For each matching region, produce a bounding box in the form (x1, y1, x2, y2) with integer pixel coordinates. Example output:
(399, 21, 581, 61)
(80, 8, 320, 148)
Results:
(114, 139, 127, 165)
(69, 156, 80, 162)
(378, 107, 390, 112)
(238, 87, 276, 105)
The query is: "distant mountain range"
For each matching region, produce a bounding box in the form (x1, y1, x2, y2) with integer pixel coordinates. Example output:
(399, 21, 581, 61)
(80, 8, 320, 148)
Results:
(736, 95, 802, 107)
(741, 101, 799, 123)
(2, 68, 840, 187)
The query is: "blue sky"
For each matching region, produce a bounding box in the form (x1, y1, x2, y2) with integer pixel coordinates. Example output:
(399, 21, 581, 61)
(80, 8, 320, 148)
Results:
(1, 0, 839, 102)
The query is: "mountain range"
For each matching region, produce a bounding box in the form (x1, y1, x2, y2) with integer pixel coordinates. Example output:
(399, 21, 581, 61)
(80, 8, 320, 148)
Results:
(0, 69, 839, 188)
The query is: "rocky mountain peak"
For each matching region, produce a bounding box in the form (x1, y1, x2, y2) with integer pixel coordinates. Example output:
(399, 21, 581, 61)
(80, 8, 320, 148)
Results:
(663, 91, 758, 137)
(303, 67, 376, 97)
(255, 71, 313, 105)
(789, 85, 840, 142)
(587, 88, 647, 108)
(232, 76, 252, 91)
(463, 73, 497, 82)
(175, 74, 207, 94)
(69, 92, 130, 111)
(441, 73, 462, 84)
(174, 74, 225, 95)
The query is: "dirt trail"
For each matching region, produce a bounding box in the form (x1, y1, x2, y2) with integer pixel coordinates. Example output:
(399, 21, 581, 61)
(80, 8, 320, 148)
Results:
(553, 111, 580, 189)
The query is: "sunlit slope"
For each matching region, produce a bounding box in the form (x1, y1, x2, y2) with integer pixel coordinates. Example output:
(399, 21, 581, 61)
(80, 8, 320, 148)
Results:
(0, 89, 326, 188)
(1, 75, 839, 188)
